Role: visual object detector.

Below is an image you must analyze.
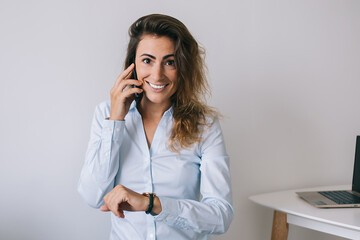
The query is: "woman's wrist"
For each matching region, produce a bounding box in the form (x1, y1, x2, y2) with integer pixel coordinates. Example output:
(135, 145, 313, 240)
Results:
(142, 193, 162, 215)
(151, 196, 162, 215)
(109, 115, 125, 121)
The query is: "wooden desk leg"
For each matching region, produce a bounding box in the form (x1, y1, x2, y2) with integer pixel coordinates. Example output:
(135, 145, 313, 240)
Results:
(271, 210, 289, 240)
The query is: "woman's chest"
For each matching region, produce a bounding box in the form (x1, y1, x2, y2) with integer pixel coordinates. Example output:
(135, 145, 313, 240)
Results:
(117, 126, 202, 199)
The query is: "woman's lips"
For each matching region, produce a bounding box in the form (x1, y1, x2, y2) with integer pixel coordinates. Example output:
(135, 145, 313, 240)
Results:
(146, 81, 169, 92)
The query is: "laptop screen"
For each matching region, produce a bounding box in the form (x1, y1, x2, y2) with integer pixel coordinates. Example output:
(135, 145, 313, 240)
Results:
(352, 136, 360, 192)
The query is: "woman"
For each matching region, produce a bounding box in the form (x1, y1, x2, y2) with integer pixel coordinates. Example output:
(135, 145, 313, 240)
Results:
(78, 14, 233, 240)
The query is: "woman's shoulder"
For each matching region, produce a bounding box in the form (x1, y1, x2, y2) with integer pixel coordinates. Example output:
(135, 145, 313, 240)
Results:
(203, 112, 221, 128)
(96, 99, 111, 109)
(198, 113, 222, 140)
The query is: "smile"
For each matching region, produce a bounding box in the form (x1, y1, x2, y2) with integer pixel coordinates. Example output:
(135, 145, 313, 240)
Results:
(147, 81, 168, 89)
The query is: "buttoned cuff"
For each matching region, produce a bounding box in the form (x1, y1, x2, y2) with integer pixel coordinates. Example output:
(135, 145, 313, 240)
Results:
(154, 196, 189, 229)
(154, 196, 179, 222)
(101, 119, 125, 142)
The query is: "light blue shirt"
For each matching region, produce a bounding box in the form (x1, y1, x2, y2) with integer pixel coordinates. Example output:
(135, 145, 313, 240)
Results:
(78, 100, 233, 240)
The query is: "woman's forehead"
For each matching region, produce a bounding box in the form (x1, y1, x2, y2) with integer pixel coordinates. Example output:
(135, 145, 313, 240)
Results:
(136, 34, 175, 56)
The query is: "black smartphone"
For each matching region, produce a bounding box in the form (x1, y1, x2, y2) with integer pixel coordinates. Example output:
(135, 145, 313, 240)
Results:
(132, 57, 142, 100)
(132, 57, 138, 80)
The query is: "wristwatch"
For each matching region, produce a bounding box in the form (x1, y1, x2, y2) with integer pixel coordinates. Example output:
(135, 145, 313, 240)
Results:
(142, 192, 156, 214)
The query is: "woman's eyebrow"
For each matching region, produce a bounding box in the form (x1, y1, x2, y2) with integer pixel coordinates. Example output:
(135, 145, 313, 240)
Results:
(140, 53, 175, 60)
(140, 53, 156, 59)
(163, 54, 175, 60)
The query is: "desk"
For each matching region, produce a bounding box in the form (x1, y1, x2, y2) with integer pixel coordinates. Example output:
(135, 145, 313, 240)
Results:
(249, 185, 360, 240)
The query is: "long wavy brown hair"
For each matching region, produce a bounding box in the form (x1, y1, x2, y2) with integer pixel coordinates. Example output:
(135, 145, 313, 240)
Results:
(124, 14, 216, 152)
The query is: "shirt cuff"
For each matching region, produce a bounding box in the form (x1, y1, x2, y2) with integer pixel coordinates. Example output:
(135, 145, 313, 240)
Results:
(101, 119, 125, 142)
(154, 196, 189, 229)
(154, 196, 179, 222)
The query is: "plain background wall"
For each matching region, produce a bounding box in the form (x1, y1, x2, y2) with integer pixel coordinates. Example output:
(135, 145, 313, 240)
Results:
(1, 0, 360, 239)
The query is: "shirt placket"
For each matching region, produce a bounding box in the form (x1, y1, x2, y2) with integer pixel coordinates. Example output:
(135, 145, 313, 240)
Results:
(139, 109, 170, 240)
(144, 153, 156, 240)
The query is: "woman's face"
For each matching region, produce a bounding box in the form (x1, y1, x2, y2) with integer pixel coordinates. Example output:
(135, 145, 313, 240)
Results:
(135, 34, 177, 107)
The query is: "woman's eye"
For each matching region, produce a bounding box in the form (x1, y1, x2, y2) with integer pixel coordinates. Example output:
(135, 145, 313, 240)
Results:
(142, 58, 151, 64)
(165, 60, 175, 66)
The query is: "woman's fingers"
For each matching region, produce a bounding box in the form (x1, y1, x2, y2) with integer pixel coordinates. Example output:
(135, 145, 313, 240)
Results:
(114, 63, 135, 87)
(102, 185, 126, 218)
(123, 87, 143, 98)
(109, 191, 123, 217)
(117, 79, 142, 92)
(100, 205, 110, 211)
(101, 185, 148, 218)
(110, 79, 142, 120)
(103, 195, 118, 217)
(111, 85, 143, 103)
(110, 80, 142, 102)
(118, 209, 125, 218)
(110, 64, 142, 121)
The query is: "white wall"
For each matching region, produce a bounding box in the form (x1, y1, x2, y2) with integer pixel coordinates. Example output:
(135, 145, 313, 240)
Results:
(1, 0, 359, 239)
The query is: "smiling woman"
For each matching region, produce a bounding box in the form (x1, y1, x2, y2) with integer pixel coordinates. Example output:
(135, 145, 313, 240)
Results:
(135, 35, 178, 115)
(78, 14, 233, 240)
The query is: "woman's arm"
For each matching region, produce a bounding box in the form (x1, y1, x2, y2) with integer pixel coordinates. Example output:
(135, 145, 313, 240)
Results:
(154, 118, 234, 234)
(77, 101, 126, 208)
(98, 184, 162, 218)
(78, 64, 142, 208)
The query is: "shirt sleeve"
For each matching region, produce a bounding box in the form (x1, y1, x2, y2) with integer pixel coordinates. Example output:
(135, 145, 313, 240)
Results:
(154, 118, 234, 235)
(77, 102, 125, 208)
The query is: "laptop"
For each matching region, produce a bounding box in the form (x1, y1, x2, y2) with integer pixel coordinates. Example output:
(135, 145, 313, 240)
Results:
(296, 136, 360, 208)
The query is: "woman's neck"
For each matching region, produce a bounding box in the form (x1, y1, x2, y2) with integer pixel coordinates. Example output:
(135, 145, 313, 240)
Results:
(137, 97, 172, 120)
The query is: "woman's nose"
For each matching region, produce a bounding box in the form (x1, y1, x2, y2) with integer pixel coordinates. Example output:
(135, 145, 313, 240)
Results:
(150, 63, 163, 81)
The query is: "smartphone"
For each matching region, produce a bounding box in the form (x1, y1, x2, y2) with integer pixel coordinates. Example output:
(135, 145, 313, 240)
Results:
(132, 57, 138, 80)
(132, 57, 142, 100)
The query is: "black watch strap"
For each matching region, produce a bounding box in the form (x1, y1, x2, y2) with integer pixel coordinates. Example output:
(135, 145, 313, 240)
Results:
(143, 193, 156, 214)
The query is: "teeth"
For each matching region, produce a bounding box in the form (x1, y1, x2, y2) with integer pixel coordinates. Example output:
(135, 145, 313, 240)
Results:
(149, 82, 166, 89)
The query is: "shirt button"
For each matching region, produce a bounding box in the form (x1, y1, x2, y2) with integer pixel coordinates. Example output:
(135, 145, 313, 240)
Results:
(116, 128, 120, 131)
(105, 152, 109, 156)
(149, 233, 154, 239)
(107, 128, 111, 132)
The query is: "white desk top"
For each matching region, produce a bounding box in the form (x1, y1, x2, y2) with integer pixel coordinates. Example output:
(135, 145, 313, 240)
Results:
(249, 185, 360, 234)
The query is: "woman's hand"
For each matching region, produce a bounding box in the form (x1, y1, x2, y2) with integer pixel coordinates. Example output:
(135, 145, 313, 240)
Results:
(109, 64, 143, 120)
(100, 185, 148, 218)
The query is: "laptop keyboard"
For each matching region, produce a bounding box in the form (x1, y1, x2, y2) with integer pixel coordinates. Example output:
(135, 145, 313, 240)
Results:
(319, 191, 360, 204)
